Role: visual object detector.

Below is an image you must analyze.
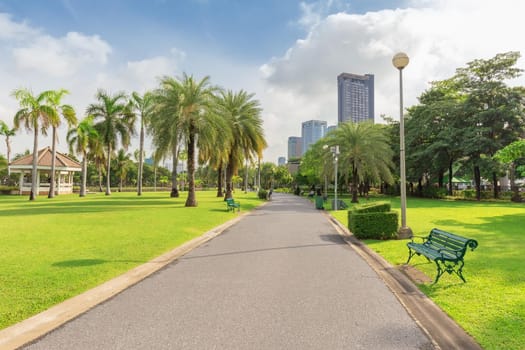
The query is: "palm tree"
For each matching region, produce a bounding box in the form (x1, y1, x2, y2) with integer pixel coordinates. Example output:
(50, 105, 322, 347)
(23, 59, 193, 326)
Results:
(150, 76, 183, 198)
(0, 120, 16, 176)
(176, 73, 224, 207)
(114, 149, 133, 192)
(87, 90, 135, 195)
(149, 77, 187, 198)
(46, 89, 77, 198)
(130, 91, 154, 196)
(67, 116, 98, 197)
(326, 121, 394, 203)
(12, 89, 56, 200)
(216, 90, 266, 200)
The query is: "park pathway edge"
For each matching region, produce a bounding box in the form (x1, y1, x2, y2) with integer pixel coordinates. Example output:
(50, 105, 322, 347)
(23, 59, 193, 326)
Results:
(325, 212, 483, 350)
(0, 207, 258, 350)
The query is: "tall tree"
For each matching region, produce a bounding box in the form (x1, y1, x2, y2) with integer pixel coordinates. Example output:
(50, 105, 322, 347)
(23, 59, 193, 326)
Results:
(12, 89, 56, 200)
(114, 149, 133, 192)
(176, 74, 224, 207)
(326, 121, 394, 203)
(150, 76, 183, 198)
(130, 91, 154, 196)
(495, 140, 525, 202)
(67, 116, 98, 197)
(453, 51, 524, 200)
(216, 90, 266, 200)
(87, 90, 135, 195)
(0, 120, 16, 176)
(46, 89, 77, 198)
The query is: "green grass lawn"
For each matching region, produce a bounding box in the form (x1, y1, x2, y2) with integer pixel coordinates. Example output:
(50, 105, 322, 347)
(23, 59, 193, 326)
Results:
(0, 190, 262, 330)
(330, 196, 525, 350)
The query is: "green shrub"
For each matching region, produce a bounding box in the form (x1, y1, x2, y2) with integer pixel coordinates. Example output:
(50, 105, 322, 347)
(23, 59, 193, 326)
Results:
(352, 201, 391, 213)
(349, 211, 398, 240)
(421, 186, 447, 199)
(258, 189, 268, 200)
(0, 186, 18, 195)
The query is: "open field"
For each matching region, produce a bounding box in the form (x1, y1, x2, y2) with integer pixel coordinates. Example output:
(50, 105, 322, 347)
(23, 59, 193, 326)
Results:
(0, 191, 261, 330)
(331, 196, 525, 350)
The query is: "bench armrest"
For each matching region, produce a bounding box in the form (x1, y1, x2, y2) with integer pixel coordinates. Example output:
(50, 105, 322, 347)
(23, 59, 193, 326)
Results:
(410, 235, 428, 243)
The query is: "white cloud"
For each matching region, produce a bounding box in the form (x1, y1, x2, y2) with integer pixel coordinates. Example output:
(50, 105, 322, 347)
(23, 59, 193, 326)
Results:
(259, 0, 525, 161)
(12, 32, 111, 77)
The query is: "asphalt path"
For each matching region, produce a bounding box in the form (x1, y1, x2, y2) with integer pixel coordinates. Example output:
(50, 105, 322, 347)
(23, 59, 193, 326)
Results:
(24, 193, 432, 349)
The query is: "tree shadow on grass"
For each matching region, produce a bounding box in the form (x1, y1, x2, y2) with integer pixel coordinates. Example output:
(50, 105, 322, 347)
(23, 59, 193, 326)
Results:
(52, 258, 146, 268)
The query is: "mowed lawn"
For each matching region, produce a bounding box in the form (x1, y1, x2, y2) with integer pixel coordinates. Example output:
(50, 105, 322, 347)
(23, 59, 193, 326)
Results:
(0, 191, 262, 330)
(332, 197, 525, 350)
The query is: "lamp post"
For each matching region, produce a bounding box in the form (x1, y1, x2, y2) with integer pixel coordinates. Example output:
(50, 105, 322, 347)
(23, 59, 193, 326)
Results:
(324, 144, 340, 210)
(392, 52, 413, 238)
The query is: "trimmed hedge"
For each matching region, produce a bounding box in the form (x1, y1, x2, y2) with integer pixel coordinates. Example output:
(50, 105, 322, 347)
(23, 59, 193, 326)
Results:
(352, 201, 391, 213)
(258, 189, 268, 200)
(348, 212, 398, 240)
(348, 201, 398, 240)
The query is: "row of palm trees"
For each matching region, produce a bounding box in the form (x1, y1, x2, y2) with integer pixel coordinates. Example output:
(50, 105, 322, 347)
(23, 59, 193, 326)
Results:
(7, 73, 267, 206)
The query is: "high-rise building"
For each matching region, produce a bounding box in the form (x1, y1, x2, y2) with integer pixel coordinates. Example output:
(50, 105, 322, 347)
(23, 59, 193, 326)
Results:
(278, 157, 286, 166)
(288, 136, 303, 159)
(301, 120, 327, 154)
(337, 73, 374, 124)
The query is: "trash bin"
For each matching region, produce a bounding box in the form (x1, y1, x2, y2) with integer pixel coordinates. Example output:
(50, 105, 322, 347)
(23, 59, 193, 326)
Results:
(315, 195, 324, 209)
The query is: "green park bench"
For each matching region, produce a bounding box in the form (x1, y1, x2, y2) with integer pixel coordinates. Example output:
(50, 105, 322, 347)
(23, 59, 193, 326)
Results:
(406, 228, 478, 284)
(225, 198, 240, 212)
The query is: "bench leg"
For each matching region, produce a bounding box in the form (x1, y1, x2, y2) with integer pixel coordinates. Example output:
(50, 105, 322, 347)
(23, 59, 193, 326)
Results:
(433, 260, 445, 284)
(406, 248, 416, 264)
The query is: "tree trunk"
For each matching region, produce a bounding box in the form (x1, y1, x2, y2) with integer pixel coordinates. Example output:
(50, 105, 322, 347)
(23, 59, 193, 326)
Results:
(474, 165, 481, 201)
(448, 160, 453, 196)
(492, 171, 499, 199)
(105, 145, 112, 195)
(48, 126, 57, 198)
(30, 127, 38, 201)
(137, 122, 144, 196)
(351, 168, 359, 203)
(509, 162, 522, 202)
(438, 169, 444, 189)
(98, 163, 103, 192)
(185, 125, 197, 207)
(170, 143, 179, 198)
(80, 152, 87, 197)
(6, 137, 11, 176)
(225, 160, 234, 200)
(216, 162, 223, 197)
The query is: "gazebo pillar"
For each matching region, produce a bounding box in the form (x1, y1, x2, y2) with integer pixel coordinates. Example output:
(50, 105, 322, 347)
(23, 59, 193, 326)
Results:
(19, 172, 24, 195)
(56, 171, 61, 195)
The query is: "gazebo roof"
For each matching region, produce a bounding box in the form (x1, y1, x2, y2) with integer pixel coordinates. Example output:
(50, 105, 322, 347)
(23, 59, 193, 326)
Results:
(9, 147, 81, 171)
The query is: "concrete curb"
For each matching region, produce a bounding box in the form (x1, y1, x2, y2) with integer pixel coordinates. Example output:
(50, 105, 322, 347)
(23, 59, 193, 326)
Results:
(0, 207, 256, 350)
(324, 213, 483, 350)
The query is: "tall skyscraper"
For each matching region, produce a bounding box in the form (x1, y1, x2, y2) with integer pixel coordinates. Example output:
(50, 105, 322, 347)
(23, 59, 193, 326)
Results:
(288, 136, 303, 159)
(337, 73, 374, 124)
(301, 120, 327, 154)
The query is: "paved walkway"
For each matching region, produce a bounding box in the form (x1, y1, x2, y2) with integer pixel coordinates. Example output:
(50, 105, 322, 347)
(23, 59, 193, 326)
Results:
(23, 193, 435, 349)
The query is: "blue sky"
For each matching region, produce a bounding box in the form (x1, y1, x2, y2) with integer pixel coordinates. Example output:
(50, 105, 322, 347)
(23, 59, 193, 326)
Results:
(0, 0, 524, 163)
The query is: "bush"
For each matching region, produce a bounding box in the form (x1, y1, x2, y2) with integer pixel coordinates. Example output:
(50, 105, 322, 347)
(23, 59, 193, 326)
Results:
(421, 186, 447, 199)
(352, 201, 391, 213)
(258, 189, 268, 200)
(0, 185, 18, 195)
(349, 212, 398, 240)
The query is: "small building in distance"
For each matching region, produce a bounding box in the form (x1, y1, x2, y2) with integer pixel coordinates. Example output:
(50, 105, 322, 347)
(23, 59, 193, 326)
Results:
(9, 147, 81, 195)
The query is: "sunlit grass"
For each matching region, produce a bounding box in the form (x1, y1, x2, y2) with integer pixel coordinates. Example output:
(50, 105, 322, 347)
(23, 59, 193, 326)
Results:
(330, 196, 525, 350)
(0, 190, 262, 329)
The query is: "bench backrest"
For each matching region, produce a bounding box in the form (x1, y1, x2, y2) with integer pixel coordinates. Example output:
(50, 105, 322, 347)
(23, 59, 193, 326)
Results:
(226, 198, 235, 205)
(426, 228, 478, 257)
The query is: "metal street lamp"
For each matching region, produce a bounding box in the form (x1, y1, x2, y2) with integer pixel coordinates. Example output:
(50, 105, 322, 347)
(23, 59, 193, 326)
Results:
(392, 52, 413, 239)
(324, 144, 340, 210)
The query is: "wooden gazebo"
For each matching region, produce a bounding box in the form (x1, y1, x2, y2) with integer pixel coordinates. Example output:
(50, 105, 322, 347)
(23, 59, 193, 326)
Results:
(9, 147, 82, 195)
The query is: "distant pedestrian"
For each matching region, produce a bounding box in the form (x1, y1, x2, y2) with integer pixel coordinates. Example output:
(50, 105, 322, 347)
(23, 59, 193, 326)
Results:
(268, 188, 273, 200)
